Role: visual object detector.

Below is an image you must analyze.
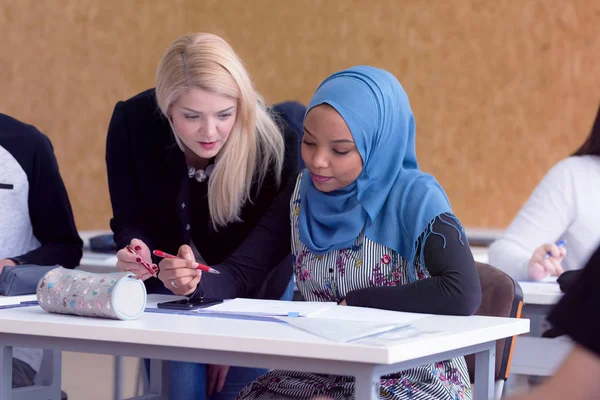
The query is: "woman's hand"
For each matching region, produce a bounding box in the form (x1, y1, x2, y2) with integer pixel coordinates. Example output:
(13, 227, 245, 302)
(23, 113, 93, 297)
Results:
(158, 244, 202, 296)
(115, 239, 157, 280)
(528, 243, 567, 281)
(207, 365, 230, 396)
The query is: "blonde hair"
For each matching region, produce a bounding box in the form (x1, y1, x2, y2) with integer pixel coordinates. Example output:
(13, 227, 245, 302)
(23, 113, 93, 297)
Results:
(156, 33, 285, 228)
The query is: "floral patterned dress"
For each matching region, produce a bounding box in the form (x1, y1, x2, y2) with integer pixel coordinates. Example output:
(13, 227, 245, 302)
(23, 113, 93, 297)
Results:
(236, 175, 472, 400)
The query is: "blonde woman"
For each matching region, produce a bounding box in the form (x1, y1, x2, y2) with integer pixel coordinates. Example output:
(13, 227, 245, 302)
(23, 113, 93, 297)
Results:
(106, 33, 303, 399)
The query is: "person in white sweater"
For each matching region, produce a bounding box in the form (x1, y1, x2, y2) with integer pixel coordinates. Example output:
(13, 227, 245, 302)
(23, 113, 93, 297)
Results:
(489, 105, 600, 282)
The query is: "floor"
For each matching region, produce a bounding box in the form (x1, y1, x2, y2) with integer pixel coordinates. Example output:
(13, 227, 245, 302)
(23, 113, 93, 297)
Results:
(62, 353, 139, 400)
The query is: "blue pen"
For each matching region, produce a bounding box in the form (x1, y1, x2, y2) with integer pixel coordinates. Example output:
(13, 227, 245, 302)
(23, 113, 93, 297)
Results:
(544, 240, 567, 259)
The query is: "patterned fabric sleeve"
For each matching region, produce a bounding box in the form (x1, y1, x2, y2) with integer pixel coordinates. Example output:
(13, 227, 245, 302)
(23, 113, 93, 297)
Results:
(345, 215, 482, 315)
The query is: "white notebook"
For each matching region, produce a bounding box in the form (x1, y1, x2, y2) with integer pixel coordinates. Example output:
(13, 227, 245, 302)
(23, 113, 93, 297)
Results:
(196, 298, 337, 317)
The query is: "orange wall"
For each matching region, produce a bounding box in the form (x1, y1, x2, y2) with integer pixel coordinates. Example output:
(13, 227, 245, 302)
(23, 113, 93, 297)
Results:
(1, 0, 598, 229)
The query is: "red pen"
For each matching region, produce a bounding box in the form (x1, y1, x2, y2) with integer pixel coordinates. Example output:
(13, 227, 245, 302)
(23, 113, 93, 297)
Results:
(153, 250, 221, 275)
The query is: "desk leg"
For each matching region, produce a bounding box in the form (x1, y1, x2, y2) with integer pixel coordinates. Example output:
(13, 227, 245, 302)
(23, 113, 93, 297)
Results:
(114, 356, 124, 400)
(354, 366, 379, 400)
(147, 359, 168, 400)
(1, 346, 12, 400)
(474, 341, 495, 400)
(34, 350, 62, 400)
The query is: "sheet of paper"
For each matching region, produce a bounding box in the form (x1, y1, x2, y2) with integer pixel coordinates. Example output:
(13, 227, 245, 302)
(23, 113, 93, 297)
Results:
(357, 326, 444, 346)
(195, 298, 337, 317)
(310, 305, 428, 325)
(279, 316, 409, 342)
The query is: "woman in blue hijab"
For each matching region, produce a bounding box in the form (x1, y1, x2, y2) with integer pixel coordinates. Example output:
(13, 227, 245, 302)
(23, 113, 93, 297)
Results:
(177, 66, 482, 399)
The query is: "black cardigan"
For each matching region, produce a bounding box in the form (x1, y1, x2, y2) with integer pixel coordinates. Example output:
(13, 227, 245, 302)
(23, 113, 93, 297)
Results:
(105, 89, 299, 296)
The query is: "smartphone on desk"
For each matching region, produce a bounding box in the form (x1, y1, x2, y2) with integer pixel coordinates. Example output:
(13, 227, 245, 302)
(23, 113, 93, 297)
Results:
(156, 297, 223, 311)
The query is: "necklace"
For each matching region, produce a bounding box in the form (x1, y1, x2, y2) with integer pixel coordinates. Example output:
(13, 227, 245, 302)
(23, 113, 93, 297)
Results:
(188, 164, 215, 182)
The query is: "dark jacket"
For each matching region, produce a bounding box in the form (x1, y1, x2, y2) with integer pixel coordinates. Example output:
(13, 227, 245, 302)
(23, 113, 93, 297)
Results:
(0, 113, 83, 267)
(105, 89, 301, 296)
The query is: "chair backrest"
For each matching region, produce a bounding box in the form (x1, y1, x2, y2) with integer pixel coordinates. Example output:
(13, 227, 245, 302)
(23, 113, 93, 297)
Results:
(465, 262, 523, 383)
(270, 101, 307, 172)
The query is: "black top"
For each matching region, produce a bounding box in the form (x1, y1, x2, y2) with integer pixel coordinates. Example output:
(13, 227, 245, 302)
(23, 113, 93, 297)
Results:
(548, 246, 600, 357)
(0, 113, 83, 268)
(199, 180, 482, 316)
(106, 89, 299, 295)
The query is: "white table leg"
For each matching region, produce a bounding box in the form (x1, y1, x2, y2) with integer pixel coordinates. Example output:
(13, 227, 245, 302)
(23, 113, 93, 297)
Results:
(148, 359, 168, 400)
(122, 359, 168, 400)
(33, 349, 62, 400)
(474, 341, 496, 400)
(114, 356, 124, 400)
(1, 346, 12, 400)
(354, 366, 379, 400)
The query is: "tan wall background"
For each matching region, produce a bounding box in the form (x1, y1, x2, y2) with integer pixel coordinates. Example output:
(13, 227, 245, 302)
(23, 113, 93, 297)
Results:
(1, 0, 599, 230)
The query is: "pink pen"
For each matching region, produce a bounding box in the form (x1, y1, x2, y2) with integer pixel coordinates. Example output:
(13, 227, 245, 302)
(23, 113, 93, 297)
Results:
(126, 245, 158, 277)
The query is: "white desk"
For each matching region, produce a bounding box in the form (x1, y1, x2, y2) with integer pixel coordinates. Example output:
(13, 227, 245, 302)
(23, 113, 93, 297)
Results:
(509, 281, 571, 378)
(465, 227, 504, 240)
(0, 295, 62, 400)
(77, 230, 119, 273)
(78, 251, 118, 272)
(0, 295, 528, 400)
(471, 246, 489, 264)
(518, 281, 563, 307)
(465, 227, 504, 247)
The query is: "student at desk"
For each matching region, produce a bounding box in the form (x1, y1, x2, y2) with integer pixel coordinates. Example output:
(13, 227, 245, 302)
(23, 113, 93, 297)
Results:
(489, 105, 600, 282)
(161, 66, 482, 400)
(506, 245, 600, 400)
(0, 113, 82, 392)
(106, 33, 302, 399)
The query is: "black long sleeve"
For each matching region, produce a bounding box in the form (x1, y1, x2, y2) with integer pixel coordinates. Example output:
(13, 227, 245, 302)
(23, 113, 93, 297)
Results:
(194, 176, 295, 299)
(0, 114, 83, 268)
(105, 100, 158, 253)
(548, 246, 600, 357)
(345, 216, 482, 316)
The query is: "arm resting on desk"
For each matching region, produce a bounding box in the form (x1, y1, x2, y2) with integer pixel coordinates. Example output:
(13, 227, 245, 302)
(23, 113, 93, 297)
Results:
(346, 216, 482, 316)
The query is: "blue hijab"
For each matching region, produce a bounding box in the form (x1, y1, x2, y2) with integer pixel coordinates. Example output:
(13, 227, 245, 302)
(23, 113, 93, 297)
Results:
(298, 66, 458, 276)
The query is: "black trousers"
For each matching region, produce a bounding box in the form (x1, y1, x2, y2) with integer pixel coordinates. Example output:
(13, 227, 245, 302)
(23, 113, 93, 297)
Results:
(12, 358, 36, 388)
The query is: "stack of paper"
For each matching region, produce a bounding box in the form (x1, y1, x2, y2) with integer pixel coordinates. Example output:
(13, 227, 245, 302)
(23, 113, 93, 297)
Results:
(194, 298, 337, 317)
(192, 298, 428, 343)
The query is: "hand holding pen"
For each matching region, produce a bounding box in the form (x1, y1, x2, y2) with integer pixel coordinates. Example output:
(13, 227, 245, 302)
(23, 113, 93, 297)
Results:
(155, 244, 207, 296)
(528, 240, 567, 281)
(115, 239, 158, 280)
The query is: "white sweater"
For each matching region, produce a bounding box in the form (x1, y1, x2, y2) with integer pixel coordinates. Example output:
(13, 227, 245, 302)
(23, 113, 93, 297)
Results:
(488, 155, 600, 281)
